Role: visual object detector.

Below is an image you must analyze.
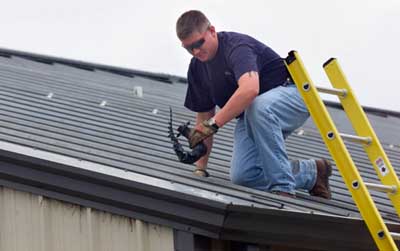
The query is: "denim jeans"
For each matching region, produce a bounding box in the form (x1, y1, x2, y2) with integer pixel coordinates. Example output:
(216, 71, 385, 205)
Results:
(230, 84, 317, 194)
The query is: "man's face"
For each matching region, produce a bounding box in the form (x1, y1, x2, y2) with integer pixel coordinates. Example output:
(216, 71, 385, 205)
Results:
(181, 26, 217, 62)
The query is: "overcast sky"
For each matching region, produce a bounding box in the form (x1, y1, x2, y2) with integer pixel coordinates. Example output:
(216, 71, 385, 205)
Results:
(1, 0, 400, 111)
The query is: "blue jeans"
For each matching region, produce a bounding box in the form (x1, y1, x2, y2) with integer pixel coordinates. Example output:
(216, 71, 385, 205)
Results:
(230, 84, 317, 194)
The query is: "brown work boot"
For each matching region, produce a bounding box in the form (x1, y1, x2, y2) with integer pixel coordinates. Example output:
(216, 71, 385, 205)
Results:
(309, 159, 332, 199)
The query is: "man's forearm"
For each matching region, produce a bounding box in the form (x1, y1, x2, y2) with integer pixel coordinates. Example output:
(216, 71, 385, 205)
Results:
(214, 71, 259, 127)
(192, 72, 259, 169)
(214, 87, 257, 126)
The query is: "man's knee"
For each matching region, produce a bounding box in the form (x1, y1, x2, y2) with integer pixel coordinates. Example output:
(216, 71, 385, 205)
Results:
(230, 167, 262, 187)
(230, 164, 248, 186)
(230, 172, 248, 186)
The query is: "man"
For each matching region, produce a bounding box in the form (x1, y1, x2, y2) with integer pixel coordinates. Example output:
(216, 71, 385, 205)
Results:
(176, 10, 332, 199)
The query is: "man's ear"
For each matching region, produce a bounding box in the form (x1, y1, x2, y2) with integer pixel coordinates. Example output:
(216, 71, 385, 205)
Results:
(209, 25, 217, 36)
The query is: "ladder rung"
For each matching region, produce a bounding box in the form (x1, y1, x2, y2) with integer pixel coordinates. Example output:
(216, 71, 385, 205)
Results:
(316, 86, 347, 97)
(391, 232, 400, 240)
(339, 133, 372, 145)
(365, 182, 397, 194)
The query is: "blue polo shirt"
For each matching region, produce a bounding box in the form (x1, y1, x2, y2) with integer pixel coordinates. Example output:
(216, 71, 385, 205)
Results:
(184, 31, 290, 112)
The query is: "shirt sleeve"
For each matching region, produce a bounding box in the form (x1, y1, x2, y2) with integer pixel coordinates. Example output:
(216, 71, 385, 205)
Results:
(184, 61, 215, 112)
(228, 45, 259, 82)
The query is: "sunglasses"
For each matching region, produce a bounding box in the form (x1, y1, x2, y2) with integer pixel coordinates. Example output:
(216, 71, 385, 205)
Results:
(183, 38, 206, 53)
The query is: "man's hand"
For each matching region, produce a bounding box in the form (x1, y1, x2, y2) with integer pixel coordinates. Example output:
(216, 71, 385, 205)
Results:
(188, 118, 218, 148)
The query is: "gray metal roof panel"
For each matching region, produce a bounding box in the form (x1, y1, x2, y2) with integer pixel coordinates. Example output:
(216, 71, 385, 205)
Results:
(0, 48, 399, 227)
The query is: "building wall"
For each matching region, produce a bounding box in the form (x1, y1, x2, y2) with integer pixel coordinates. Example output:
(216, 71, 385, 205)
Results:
(0, 186, 174, 251)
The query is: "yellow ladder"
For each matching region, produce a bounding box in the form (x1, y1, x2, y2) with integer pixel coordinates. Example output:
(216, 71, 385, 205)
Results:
(284, 51, 400, 251)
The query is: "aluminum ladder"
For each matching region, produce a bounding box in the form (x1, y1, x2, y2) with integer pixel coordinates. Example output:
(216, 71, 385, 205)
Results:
(284, 51, 400, 251)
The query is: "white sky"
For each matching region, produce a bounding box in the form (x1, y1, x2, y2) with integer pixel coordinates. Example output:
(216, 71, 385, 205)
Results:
(1, 0, 400, 111)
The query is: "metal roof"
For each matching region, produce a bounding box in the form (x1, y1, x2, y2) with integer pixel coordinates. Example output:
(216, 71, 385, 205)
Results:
(0, 47, 399, 250)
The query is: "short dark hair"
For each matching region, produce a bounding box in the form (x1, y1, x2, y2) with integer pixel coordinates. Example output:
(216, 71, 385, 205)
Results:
(176, 10, 210, 40)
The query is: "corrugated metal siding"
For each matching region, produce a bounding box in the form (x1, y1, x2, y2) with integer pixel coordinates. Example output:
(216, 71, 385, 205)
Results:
(0, 50, 399, 223)
(0, 186, 174, 251)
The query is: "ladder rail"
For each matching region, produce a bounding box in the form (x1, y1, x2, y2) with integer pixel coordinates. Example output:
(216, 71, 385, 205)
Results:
(323, 58, 400, 216)
(284, 51, 399, 251)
